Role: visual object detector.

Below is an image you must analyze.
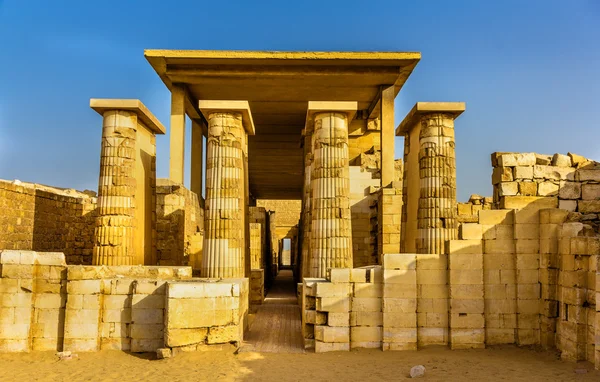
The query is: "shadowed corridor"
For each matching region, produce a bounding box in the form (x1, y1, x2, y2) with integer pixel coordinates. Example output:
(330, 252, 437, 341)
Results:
(242, 270, 304, 353)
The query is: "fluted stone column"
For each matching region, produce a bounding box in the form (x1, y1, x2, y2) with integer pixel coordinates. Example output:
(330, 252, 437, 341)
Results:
(202, 112, 246, 278)
(309, 112, 353, 277)
(93, 110, 136, 265)
(301, 130, 313, 278)
(416, 113, 458, 254)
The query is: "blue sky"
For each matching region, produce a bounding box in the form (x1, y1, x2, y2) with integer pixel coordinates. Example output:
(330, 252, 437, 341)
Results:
(0, 0, 598, 201)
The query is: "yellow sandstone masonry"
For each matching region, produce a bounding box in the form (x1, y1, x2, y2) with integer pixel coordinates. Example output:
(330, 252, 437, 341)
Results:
(309, 112, 353, 277)
(202, 112, 247, 278)
(93, 110, 137, 266)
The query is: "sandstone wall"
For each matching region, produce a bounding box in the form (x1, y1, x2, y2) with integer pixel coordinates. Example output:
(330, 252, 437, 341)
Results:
(0, 180, 96, 265)
(491, 152, 600, 217)
(0, 250, 249, 354)
(156, 179, 203, 270)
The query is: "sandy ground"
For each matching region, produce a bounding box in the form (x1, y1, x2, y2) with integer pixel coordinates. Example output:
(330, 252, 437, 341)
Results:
(0, 345, 598, 382)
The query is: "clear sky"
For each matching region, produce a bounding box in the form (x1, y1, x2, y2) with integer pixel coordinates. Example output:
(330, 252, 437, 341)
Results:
(0, 0, 598, 201)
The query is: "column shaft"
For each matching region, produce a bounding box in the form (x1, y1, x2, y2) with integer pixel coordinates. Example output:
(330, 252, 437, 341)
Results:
(191, 119, 204, 197)
(309, 112, 353, 277)
(416, 113, 458, 254)
(202, 112, 245, 278)
(93, 110, 137, 265)
(301, 131, 313, 278)
(169, 85, 186, 184)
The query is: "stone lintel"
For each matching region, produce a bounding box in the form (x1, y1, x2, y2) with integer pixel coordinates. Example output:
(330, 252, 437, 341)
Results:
(90, 98, 166, 135)
(304, 101, 358, 134)
(198, 100, 255, 135)
(395, 102, 465, 136)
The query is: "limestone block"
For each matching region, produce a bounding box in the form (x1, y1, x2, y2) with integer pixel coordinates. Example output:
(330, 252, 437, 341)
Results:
(384, 270, 417, 284)
(492, 167, 513, 185)
(449, 328, 485, 348)
(552, 153, 572, 167)
(104, 295, 131, 310)
(559, 181, 582, 200)
(315, 326, 349, 343)
(579, 201, 600, 213)
(167, 282, 238, 298)
(353, 283, 383, 298)
(534, 165, 576, 181)
(351, 298, 381, 312)
(383, 254, 416, 270)
(64, 323, 99, 339)
(383, 283, 417, 298)
(328, 269, 350, 283)
(165, 328, 208, 347)
(131, 308, 163, 324)
(448, 253, 483, 270)
(449, 285, 484, 299)
(499, 182, 518, 196)
(382, 327, 417, 344)
(513, 166, 534, 180)
(518, 182, 538, 196)
(383, 312, 417, 328)
(514, 224, 540, 240)
(34, 294, 65, 309)
(315, 341, 350, 352)
(478, 210, 514, 225)
(316, 297, 350, 312)
(315, 283, 351, 297)
(327, 312, 350, 327)
(582, 184, 600, 200)
(132, 295, 165, 310)
(1, 265, 33, 279)
(131, 339, 164, 352)
(450, 313, 485, 328)
(351, 326, 382, 343)
(498, 153, 536, 167)
(124, 321, 160, 341)
(350, 311, 383, 327)
(382, 298, 416, 313)
(415, 254, 447, 270)
(207, 325, 239, 344)
(483, 239, 514, 255)
(0, 324, 30, 339)
(0, 339, 28, 352)
(460, 224, 482, 240)
(450, 299, 484, 314)
(446, 240, 483, 255)
(103, 309, 131, 323)
(536, 182, 559, 197)
(67, 280, 102, 295)
(576, 169, 600, 182)
(418, 284, 448, 299)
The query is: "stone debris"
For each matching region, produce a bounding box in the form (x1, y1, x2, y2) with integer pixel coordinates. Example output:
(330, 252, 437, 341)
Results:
(410, 365, 426, 378)
(56, 351, 78, 361)
(156, 348, 172, 359)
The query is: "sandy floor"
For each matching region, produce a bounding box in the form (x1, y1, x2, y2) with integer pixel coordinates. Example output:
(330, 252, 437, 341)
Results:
(0, 345, 597, 382)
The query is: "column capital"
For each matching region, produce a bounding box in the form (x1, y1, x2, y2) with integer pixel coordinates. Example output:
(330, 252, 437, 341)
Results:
(395, 102, 465, 136)
(303, 101, 357, 134)
(90, 98, 166, 135)
(198, 100, 255, 135)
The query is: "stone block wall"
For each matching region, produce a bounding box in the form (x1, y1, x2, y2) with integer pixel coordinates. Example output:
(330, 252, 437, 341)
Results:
(0, 180, 96, 264)
(156, 179, 204, 270)
(349, 167, 379, 267)
(457, 195, 493, 223)
(164, 278, 248, 352)
(491, 152, 600, 219)
(0, 250, 250, 354)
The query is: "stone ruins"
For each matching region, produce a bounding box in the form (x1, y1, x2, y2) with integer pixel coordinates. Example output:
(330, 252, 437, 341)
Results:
(0, 50, 597, 368)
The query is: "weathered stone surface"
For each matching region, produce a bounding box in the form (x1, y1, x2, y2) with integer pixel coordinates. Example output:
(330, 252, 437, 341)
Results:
(551, 153, 572, 167)
(498, 153, 536, 167)
(558, 181, 582, 200)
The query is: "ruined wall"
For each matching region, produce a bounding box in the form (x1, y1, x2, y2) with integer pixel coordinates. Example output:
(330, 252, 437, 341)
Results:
(156, 179, 203, 270)
(457, 195, 493, 223)
(0, 180, 96, 264)
(491, 152, 600, 216)
(0, 250, 248, 354)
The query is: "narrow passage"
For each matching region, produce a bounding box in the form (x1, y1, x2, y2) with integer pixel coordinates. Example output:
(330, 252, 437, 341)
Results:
(242, 270, 304, 353)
